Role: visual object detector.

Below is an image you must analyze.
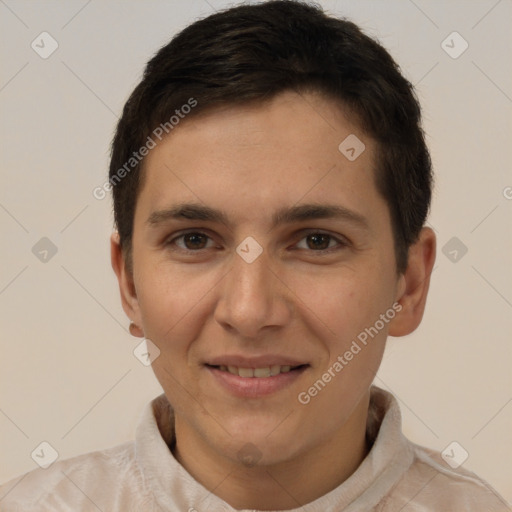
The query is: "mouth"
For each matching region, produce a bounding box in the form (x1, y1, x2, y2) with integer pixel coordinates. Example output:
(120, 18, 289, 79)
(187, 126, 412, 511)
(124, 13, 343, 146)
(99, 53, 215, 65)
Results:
(205, 363, 307, 378)
(204, 362, 309, 398)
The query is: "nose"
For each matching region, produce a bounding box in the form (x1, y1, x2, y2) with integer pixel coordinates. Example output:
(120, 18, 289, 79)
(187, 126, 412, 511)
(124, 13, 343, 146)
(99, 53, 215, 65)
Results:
(214, 249, 292, 339)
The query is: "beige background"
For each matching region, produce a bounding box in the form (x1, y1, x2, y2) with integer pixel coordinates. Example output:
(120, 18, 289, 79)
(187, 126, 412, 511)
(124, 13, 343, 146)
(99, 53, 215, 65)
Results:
(1, 0, 511, 503)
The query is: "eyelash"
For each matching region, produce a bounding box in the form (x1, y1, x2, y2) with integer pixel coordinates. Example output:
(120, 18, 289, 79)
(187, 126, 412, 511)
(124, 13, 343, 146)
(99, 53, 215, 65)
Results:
(166, 230, 349, 255)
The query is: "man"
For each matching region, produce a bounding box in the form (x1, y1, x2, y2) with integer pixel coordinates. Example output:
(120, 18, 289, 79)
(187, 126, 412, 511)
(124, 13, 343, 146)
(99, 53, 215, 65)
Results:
(1, 1, 509, 510)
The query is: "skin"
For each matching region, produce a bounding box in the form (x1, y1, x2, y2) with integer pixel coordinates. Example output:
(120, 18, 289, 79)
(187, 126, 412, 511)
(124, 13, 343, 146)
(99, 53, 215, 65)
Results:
(112, 90, 436, 510)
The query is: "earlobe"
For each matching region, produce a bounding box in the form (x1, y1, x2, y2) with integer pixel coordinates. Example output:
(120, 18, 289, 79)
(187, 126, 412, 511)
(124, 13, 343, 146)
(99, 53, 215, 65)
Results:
(388, 227, 436, 337)
(129, 321, 144, 338)
(110, 233, 143, 332)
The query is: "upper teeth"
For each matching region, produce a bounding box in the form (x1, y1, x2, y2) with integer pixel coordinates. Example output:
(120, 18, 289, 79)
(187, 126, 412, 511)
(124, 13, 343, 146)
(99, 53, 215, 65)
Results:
(219, 365, 292, 377)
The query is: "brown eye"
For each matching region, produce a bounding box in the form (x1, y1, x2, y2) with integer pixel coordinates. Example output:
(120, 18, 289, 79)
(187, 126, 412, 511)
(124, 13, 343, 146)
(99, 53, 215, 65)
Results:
(182, 233, 209, 250)
(305, 233, 332, 250)
(294, 231, 348, 253)
(169, 231, 214, 251)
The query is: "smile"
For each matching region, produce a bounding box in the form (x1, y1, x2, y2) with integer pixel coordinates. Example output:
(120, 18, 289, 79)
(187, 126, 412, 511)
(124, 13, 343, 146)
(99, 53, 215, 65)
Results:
(205, 363, 309, 398)
(211, 364, 304, 378)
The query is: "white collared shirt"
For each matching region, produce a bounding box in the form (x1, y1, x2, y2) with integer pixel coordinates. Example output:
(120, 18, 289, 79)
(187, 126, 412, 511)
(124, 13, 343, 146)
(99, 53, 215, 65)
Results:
(1, 387, 509, 511)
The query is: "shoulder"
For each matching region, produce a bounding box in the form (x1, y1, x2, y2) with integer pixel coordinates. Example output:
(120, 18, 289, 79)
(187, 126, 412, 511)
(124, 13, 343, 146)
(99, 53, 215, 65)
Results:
(0, 441, 153, 511)
(383, 442, 511, 511)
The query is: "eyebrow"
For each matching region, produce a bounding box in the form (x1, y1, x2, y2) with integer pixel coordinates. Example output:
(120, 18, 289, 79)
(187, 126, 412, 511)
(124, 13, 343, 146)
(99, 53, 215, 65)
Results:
(146, 202, 369, 231)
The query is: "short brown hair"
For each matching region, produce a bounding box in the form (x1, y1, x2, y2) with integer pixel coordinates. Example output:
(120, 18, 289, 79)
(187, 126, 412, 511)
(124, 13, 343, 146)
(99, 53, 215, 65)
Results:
(109, 0, 432, 273)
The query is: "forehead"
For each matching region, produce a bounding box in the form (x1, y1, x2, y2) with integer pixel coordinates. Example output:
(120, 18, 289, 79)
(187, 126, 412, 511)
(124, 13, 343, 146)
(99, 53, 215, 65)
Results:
(137, 91, 387, 227)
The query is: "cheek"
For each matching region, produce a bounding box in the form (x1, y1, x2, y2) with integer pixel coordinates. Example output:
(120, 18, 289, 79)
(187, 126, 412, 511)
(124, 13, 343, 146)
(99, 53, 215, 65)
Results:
(134, 261, 219, 354)
(290, 261, 396, 346)
(134, 262, 221, 410)
(293, 269, 393, 433)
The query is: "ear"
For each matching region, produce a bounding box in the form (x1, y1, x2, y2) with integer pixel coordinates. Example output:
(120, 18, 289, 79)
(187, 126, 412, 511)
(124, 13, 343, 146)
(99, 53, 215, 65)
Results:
(388, 227, 436, 337)
(110, 232, 144, 337)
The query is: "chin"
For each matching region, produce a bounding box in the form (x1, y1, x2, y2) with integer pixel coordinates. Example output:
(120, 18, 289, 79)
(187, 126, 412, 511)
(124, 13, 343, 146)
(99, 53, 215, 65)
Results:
(217, 418, 304, 462)
(222, 436, 298, 469)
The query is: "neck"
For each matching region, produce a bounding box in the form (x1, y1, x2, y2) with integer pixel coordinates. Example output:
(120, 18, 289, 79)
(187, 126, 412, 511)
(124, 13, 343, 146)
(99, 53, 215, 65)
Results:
(173, 393, 371, 510)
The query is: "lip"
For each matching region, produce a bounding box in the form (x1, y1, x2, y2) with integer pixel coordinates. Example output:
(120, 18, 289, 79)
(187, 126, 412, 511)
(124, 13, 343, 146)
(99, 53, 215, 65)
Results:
(205, 364, 309, 398)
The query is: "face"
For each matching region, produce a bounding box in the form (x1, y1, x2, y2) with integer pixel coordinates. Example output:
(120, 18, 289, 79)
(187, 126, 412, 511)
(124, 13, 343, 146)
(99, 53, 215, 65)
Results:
(119, 91, 409, 466)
